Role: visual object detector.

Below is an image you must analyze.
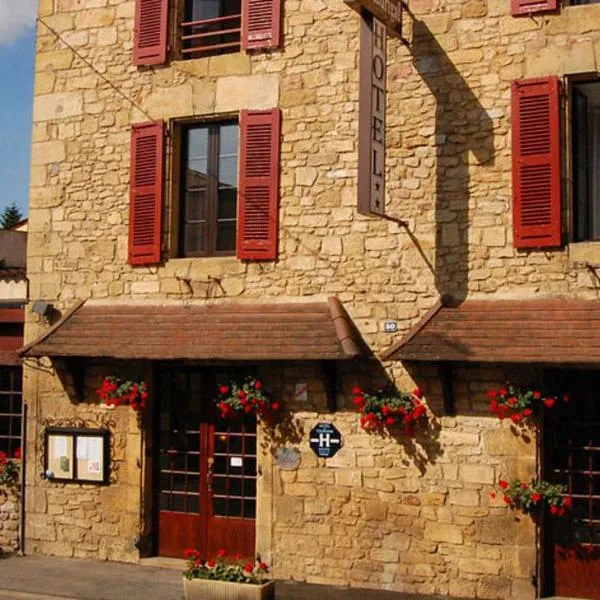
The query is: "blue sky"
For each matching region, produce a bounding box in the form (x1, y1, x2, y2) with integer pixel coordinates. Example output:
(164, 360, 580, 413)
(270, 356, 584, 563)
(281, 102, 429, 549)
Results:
(0, 1, 38, 219)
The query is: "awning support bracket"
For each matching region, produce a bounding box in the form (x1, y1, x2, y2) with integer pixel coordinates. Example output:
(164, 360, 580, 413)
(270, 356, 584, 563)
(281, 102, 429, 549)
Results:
(439, 361, 455, 415)
(322, 361, 338, 413)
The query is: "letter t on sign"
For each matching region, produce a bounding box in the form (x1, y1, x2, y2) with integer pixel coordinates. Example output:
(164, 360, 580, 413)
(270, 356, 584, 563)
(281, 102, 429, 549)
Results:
(358, 11, 387, 217)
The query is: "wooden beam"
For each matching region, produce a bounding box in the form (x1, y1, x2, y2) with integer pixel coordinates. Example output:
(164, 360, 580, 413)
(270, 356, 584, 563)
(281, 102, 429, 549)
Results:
(439, 361, 455, 415)
(322, 362, 338, 413)
(65, 358, 85, 403)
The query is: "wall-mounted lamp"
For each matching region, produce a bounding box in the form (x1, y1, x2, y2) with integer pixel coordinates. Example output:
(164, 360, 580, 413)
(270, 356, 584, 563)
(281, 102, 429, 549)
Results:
(32, 300, 55, 319)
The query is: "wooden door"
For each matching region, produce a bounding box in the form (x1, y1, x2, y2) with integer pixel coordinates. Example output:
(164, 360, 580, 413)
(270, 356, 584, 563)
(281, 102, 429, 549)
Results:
(544, 371, 600, 599)
(156, 368, 256, 559)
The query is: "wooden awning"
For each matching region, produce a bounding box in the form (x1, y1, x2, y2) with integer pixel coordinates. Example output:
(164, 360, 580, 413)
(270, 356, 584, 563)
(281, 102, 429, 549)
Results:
(19, 298, 364, 361)
(381, 297, 600, 364)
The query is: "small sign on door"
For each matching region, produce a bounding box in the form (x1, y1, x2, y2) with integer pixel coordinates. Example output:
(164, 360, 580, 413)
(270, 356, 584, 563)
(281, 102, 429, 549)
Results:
(230, 456, 243, 467)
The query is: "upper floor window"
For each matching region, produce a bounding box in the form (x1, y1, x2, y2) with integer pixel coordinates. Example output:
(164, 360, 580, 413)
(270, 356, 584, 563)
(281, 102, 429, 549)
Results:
(133, 0, 281, 66)
(180, 121, 239, 257)
(181, 0, 242, 59)
(128, 110, 281, 266)
(572, 79, 600, 242)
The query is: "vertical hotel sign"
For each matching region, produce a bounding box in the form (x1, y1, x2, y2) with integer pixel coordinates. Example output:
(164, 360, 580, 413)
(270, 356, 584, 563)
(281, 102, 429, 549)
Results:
(345, 0, 402, 216)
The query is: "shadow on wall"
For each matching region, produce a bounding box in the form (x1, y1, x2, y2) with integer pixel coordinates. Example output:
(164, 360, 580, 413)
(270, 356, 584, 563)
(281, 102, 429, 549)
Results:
(410, 18, 495, 303)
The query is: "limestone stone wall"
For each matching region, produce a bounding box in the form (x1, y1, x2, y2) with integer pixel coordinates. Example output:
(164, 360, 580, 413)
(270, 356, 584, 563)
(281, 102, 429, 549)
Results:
(262, 362, 538, 599)
(0, 484, 20, 552)
(24, 0, 600, 598)
(24, 362, 147, 562)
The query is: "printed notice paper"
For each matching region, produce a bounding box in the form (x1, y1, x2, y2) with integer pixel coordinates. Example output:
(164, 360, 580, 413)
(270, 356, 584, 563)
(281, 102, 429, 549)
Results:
(53, 436, 68, 459)
(88, 437, 102, 463)
(76, 437, 89, 460)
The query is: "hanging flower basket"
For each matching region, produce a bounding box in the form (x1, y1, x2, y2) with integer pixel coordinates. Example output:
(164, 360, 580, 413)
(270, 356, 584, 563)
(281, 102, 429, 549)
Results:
(183, 548, 274, 600)
(96, 375, 148, 412)
(0, 451, 19, 487)
(491, 478, 572, 516)
(216, 377, 280, 419)
(353, 386, 427, 436)
(486, 382, 569, 423)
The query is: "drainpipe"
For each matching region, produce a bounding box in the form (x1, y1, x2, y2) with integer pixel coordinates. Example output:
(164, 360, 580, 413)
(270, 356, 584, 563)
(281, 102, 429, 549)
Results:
(18, 401, 27, 555)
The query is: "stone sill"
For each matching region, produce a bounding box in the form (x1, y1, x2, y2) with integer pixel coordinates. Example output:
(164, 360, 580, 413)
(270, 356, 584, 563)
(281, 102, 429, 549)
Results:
(567, 241, 600, 267)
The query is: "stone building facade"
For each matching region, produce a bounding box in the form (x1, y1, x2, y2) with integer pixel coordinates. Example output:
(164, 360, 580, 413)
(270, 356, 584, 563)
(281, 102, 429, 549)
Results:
(20, 0, 600, 598)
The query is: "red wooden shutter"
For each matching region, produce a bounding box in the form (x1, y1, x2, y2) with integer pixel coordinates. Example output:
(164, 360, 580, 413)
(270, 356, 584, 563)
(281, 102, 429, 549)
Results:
(129, 121, 165, 265)
(512, 76, 561, 249)
(242, 0, 282, 49)
(237, 109, 281, 260)
(511, 0, 556, 16)
(133, 0, 169, 66)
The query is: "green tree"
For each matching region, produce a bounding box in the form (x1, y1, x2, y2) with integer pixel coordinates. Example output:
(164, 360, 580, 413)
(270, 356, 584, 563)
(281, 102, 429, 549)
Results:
(0, 202, 23, 229)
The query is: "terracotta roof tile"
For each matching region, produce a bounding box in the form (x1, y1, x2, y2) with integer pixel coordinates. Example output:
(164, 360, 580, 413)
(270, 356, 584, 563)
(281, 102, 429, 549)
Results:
(381, 298, 600, 364)
(20, 298, 364, 361)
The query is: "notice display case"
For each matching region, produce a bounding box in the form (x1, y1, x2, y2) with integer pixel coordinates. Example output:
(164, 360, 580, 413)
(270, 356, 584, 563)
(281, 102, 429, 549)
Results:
(44, 428, 110, 484)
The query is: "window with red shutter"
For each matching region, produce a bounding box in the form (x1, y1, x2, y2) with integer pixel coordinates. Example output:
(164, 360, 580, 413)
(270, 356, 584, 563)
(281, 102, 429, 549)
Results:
(512, 77, 561, 249)
(237, 109, 281, 261)
(133, 0, 169, 66)
(242, 0, 282, 50)
(511, 0, 556, 16)
(129, 121, 165, 265)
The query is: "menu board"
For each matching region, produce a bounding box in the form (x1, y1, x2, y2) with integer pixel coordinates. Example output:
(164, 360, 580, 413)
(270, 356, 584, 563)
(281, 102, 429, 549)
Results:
(45, 428, 109, 484)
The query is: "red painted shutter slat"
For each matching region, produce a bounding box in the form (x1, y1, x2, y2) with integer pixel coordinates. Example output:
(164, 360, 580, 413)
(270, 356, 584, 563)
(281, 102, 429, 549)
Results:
(133, 0, 169, 66)
(129, 121, 165, 265)
(237, 109, 281, 261)
(512, 76, 561, 249)
(242, 0, 282, 49)
(511, 0, 556, 16)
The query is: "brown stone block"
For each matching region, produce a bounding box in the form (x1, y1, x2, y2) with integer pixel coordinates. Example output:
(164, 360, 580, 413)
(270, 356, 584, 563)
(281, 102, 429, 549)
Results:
(479, 514, 516, 545)
(476, 575, 511, 600)
(74, 8, 115, 29)
(424, 522, 463, 544)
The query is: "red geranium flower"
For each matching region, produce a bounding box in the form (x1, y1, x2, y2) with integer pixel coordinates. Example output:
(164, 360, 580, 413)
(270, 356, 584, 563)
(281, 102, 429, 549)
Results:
(352, 387, 362, 395)
(544, 398, 555, 408)
(206, 560, 216, 568)
(217, 548, 227, 558)
(254, 380, 262, 390)
(499, 480, 509, 490)
(244, 563, 253, 573)
(271, 401, 280, 412)
(219, 386, 229, 395)
(412, 388, 423, 399)
(533, 391, 541, 400)
(532, 493, 542, 504)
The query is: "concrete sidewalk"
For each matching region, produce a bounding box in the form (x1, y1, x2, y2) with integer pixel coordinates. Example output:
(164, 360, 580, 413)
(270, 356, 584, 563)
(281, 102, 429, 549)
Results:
(0, 554, 460, 600)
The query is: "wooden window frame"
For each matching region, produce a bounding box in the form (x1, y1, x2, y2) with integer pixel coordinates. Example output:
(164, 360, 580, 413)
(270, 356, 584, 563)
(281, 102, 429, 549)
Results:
(178, 0, 242, 60)
(173, 118, 239, 258)
(0, 366, 22, 459)
(565, 73, 600, 244)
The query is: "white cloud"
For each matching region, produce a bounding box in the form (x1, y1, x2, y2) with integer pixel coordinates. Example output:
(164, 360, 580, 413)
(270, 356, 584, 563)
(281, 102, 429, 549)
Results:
(0, 0, 38, 46)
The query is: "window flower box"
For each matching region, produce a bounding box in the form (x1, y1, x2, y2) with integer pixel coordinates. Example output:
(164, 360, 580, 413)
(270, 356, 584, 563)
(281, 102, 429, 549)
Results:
(183, 549, 274, 600)
(183, 578, 275, 600)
